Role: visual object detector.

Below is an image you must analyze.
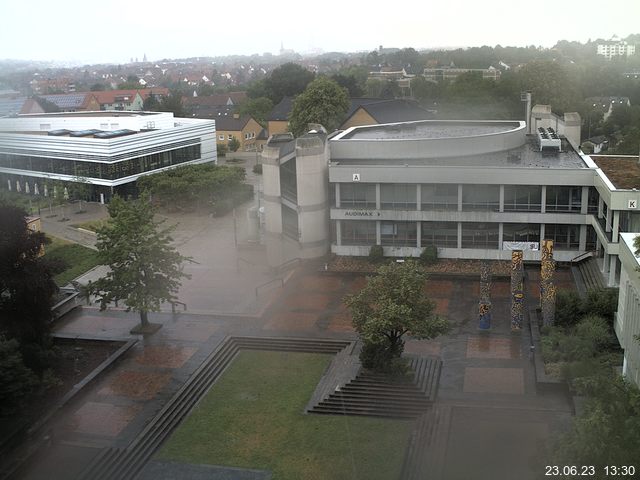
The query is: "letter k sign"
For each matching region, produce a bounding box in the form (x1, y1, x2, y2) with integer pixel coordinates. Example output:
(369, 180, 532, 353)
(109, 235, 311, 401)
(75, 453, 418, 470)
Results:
(629, 199, 637, 209)
(352, 173, 360, 182)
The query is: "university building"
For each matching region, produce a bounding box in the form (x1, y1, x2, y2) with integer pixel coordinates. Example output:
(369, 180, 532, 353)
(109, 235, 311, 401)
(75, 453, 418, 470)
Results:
(0, 111, 216, 202)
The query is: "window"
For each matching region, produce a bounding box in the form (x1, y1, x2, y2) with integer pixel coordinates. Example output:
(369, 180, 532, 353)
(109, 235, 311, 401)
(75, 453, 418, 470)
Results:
(245, 133, 249, 140)
(462, 222, 499, 249)
(503, 223, 540, 243)
(281, 204, 298, 240)
(341, 220, 376, 245)
(504, 185, 542, 212)
(421, 184, 457, 210)
(544, 224, 579, 250)
(219, 134, 224, 141)
(546, 186, 582, 212)
(228, 134, 233, 140)
(340, 183, 376, 209)
(279, 158, 297, 203)
(421, 221, 458, 248)
(380, 221, 417, 246)
(462, 185, 499, 211)
(380, 184, 416, 210)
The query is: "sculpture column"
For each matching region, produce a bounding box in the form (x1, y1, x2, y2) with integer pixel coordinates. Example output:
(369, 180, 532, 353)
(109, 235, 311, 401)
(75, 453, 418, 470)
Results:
(540, 239, 556, 326)
(511, 250, 524, 331)
(478, 261, 492, 330)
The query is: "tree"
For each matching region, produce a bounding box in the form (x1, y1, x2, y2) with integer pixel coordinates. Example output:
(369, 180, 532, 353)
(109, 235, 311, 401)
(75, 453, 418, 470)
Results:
(0, 204, 59, 371)
(228, 136, 241, 152)
(330, 73, 364, 97)
(118, 74, 141, 90)
(238, 97, 273, 126)
(89, 196, 191, 332)
(263, 63, 315, 104)
(344, 260, 450, 372)
(288, 77, 349, 137)
(0, 336, 39, 416)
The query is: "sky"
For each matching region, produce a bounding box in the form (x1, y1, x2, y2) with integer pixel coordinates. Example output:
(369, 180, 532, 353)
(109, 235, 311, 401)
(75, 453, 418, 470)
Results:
(1, 0, 639, 65)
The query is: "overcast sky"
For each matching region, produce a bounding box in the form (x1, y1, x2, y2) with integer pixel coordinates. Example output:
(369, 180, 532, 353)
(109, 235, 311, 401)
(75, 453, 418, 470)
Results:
(2, 0, 639, 65)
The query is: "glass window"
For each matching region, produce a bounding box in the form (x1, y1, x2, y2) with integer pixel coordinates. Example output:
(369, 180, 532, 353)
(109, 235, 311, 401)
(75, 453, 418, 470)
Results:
(380, 184, 416, 210)
(588, 187, 598, 214)
(503, 223, 540, 243)
(219, 135, 224, 140)
(546, 186, 582, 212)
(279, 158, 297, 203)
(380, 221, 417, 246)
(421, 221, 458, 248)
(340, 183, 376, 209)
(462, 184, 499, 211)
(461, 222, 499, 249)
(228, 134, 233, 140)
(421, 184, 458, 210)
(281, 204, 298, 240)
(504, 185, 542, 212)
(544, 224, 579, 250)
(341, 220, 377, 246)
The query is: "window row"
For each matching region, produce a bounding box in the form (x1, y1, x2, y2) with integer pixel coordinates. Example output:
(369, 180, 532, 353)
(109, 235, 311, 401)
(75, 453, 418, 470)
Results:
(339, 220, 583, 250)
(335, 183, 598, 213)
(0, 145, 201, 180)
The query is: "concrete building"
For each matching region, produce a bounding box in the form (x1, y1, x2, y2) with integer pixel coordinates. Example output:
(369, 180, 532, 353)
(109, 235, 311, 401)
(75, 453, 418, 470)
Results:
(423, 66, 501, 82)
(597, 37, 636, 59)
(0, 111, 216, 202)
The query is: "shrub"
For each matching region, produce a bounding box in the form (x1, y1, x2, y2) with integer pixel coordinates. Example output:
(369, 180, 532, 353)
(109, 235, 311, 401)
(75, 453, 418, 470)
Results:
(359, 341, 409, 376)
(555, 290, 584, 328)
(217, 143, 227, 157)
(368, 245, 384, 263)
(541, 315, 612, 365)
(253, 163, 263, 174)
(584, 288, 618, 322)
(0, 337, 39, 416)
(419, 245, 438, 265)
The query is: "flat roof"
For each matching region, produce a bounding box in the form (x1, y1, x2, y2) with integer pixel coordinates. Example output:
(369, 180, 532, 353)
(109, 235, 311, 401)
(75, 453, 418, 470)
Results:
(337, 120, 522, 140)
(17, 111, 162, 118)
(331, 136, 587, 169)
(591, 155, 640, 189)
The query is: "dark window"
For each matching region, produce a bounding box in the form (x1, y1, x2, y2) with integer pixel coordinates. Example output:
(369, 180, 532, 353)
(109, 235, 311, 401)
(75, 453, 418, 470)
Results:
(546, 186, 582, 212)
(503, 223, 540, 243)
(279, 158, 297, 204)
(421, 221, 458, 248)
(380, 221, 417, 246)
(504, 185, 542, 212)
(380, 184, 416, 210)
(341, 220, 376, 245)
(421, 184, 458, 210)
(281, 204, 298, 240)
(544, 224, 580, 250)
(461, 222, 499, 249)
(462, 184, 499, 211)
(340, 183, 376, 209)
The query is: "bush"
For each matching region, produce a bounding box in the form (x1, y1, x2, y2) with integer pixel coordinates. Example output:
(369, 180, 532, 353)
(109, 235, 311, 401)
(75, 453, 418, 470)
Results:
(555, 290, 584, 328)
(584, 288, 618, 321)
(0, 337, 39, 416)
(252, 163, 263, 174)
(359, 341, 409, 376)
(217, 143, 227, 157)
(541, 315, 612, 365)
(419, 245, 438, 265)
(368, 245, 384, 263)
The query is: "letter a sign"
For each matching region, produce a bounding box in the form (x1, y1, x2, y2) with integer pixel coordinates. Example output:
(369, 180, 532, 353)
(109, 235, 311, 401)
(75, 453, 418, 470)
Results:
(352, 173, 360, 182)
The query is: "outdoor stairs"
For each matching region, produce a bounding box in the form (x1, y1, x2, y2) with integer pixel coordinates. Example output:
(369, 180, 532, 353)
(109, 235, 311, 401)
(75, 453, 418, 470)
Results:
(400, 405, 452, 480)
(576, 257, 605, 292)
(309, 356, 442, 419)
(77, 336, 351, 480)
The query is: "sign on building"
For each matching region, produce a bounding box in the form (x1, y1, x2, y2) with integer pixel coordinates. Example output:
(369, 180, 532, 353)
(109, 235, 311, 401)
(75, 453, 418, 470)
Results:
(352, 173, 360, 182)
(628, 199, 637, 209)
(503, 241, 539, 251)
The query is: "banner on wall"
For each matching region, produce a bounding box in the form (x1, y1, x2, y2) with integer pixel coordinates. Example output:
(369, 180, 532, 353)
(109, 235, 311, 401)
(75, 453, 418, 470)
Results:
(503, 241, 539, 251)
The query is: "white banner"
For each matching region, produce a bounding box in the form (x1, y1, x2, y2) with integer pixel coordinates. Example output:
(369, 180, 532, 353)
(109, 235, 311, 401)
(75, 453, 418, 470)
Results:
(503, 241, 539, 251)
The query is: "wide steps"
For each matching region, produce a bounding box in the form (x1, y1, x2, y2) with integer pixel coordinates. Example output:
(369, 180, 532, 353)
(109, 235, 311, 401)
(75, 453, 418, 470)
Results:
(79, 336, 351, 480)
(311, 404, 421, 419)
(578, 258, 605, 291)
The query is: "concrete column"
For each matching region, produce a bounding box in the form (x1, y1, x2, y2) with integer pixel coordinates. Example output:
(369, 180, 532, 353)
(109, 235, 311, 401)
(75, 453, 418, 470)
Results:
(609, 255, 618, 287)
(579, 225, 587, 251)
(458, 184, 463, 212)
(498, 223, 504, 249)
(613, 210, 620, 242)
(602, 251, 610, 274)
(376, 220, 381, 245)
(541, 185, 546, 213)
(596, 237, 601, 252)
(606, 206, 612, 232)
(375, 183, 381, 210)
(499, 185, 505, 213)
(598, 197, 603, 218)
(457, 222, 462, 249)
(540, 224, 545, 244)
(335, 183, 341, 208)
(416, 221, 421, 248)
(580, 186, 589, 214)
(336, 220, 342, 246)
(416, 184, 421, 211)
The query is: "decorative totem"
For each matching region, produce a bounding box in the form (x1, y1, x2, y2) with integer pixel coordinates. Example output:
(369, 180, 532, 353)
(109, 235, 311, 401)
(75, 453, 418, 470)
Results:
(540, 239, 556, 326)
(510, 250, 524, 331)
(478, 261, 492, 330)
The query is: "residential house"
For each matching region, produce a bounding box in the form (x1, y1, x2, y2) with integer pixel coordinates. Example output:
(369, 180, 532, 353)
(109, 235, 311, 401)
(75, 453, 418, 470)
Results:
(340, 98, 433, 130)
(423, 66, 501, 82)
(216, 114, 263, 151)
(93, 90, 144, 111)
(20, 93, 100, 113)
(597, 37, 636, 59)
(267, 96, 294, 137)
(585, 96, 631, 121)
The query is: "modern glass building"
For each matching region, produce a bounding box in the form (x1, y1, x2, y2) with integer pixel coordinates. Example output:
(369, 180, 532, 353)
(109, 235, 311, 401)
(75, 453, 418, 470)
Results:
(0, 111, 216, 202)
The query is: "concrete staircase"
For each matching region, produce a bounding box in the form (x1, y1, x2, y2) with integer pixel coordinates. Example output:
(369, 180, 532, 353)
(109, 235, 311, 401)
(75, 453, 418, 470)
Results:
(577, 257, 606, 291)
(309, 356, 442, 419)
(78, 336, 351, 480)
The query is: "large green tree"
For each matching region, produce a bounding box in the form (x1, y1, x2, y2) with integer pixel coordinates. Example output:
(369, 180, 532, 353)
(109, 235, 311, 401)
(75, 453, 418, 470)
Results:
(263, 62, 315, 104)
(0, 204, 59, 371)
(238, 96, 273, 126)
(288, 77, 349, 137)
(89, 196, 191, 332)
(344, 260, 450, 371)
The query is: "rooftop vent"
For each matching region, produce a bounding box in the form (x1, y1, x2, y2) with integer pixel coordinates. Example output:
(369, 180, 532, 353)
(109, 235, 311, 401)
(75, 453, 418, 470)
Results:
(537, 127, 561, 151)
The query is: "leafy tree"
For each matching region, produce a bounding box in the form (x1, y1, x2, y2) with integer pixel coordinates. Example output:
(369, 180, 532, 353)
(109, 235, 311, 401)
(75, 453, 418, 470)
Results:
(90, 83, 106, 91)
(228, 136, 241, 152)
(88, 196, 191, 332)
(263, 63, 315, 104)
(0, 204, 58, 371)
(330, 73, 364, 97)
(344, 260, 450, 372)
(238, 97, 273, 126)
(217, 143, 228, 157)
(288, 77, 349, 136)
(143, 93, 161, 111)
(118, 74, 141, 90)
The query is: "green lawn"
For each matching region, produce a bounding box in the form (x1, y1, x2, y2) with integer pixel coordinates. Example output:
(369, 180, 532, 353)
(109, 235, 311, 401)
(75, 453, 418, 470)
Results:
(159, 350, 412, 480)
(45, 236, 100, 286)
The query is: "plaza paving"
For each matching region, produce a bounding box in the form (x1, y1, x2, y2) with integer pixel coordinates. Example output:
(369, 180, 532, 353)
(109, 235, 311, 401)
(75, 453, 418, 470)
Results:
(21, 190, 576, 480)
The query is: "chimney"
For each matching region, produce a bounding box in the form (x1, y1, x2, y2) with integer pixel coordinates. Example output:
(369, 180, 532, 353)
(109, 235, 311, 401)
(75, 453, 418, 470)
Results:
(233, 113, 240, 119)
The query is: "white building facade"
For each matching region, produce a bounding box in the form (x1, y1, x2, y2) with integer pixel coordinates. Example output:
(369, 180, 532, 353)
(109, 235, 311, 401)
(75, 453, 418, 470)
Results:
(0, 111, 216, 201)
